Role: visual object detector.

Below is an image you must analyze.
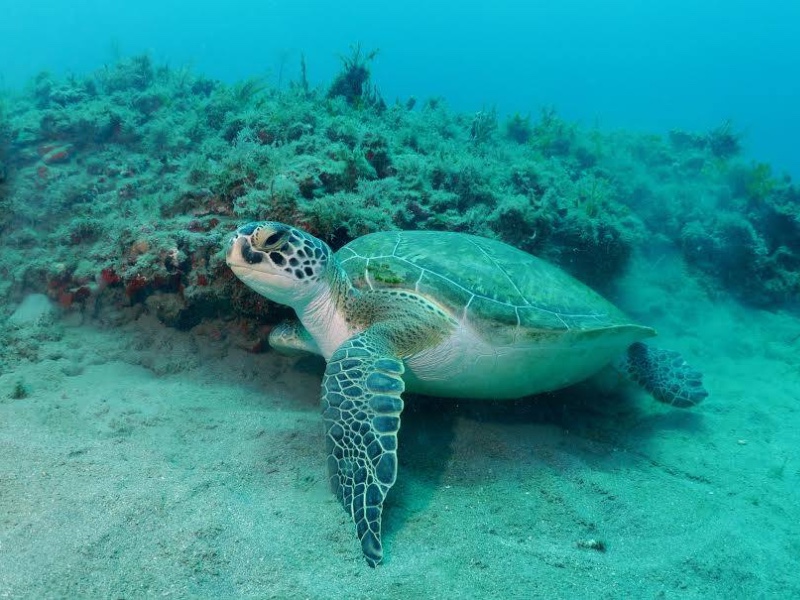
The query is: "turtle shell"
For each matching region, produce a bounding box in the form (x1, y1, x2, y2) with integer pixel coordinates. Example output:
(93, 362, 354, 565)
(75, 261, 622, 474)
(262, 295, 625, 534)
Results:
(336, 230, 648, 341)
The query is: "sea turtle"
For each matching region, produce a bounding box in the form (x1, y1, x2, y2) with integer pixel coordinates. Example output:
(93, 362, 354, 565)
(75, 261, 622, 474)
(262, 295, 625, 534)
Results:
(226, 221, 708, 566)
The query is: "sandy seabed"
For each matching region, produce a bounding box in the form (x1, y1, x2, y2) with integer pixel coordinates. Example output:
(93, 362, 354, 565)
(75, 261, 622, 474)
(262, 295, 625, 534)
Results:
(1, 254, 798, 599)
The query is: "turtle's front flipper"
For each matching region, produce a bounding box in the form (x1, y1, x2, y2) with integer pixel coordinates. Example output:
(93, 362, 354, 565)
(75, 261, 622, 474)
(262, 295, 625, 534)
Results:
(615, 342, 708, 408)
(322, 330, 405, 567)
(269, 319, 321, 356)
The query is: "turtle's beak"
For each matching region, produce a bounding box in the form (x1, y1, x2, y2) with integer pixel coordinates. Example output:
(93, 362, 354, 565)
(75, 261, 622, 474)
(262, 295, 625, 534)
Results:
(226, 233, 263, 269)
(226, 231, 308, 307)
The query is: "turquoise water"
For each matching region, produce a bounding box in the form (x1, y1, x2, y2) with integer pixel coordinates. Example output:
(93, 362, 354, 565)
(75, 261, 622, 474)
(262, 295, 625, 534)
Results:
(0, 3, 798, 598)
(1, 0, 799, 177)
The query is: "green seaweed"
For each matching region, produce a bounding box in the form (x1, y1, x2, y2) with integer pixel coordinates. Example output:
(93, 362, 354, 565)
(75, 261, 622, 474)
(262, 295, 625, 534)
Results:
(744, 162, 777, 203)
(11, 379, 28, 399)
(0, 96, 8, 186)
(469, 108, 497, 144)
(707, 119, 741, 160)
(327, 44, 384, 110)
(504, 112, 532, 144)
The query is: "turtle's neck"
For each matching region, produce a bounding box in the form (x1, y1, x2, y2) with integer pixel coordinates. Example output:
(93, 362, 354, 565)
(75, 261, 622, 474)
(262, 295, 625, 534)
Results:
(296, 261, 358, 360)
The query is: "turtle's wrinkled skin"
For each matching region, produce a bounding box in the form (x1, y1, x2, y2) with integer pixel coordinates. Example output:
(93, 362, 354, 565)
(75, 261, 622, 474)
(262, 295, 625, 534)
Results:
(226, 221, 708, 567)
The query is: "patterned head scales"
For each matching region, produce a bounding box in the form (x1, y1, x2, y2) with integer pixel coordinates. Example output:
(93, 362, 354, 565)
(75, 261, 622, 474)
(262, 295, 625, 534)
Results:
(226, 221, 331, 307)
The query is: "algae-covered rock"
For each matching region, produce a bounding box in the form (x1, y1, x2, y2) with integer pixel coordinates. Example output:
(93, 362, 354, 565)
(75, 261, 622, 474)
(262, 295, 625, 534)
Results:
(680, 175, 800, 305)
(0, 98, 8, 189)
(0, 54, 796, 325)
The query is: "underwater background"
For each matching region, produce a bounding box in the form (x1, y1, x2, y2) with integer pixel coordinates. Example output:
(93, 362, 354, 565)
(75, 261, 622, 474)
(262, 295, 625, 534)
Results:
(2, 0, 799, 177)
(1, 1, 799, 598)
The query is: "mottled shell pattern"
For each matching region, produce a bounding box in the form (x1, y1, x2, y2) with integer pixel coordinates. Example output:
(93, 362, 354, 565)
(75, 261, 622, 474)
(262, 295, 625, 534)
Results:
(336, 231, 641, 345)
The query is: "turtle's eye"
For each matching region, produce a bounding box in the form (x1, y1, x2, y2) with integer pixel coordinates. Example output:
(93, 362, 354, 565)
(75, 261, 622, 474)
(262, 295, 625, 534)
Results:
(253, 228, 284, 249)
(263, 231, 283, 246)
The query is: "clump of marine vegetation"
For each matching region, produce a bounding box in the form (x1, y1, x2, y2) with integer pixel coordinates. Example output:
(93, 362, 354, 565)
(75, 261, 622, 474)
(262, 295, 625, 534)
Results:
(0, 96, 9, 198)
(0, 47, 797, 332)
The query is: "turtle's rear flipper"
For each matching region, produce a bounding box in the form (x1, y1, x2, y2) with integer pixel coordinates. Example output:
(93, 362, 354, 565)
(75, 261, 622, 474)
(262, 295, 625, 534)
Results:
(616, 342, 708, 408)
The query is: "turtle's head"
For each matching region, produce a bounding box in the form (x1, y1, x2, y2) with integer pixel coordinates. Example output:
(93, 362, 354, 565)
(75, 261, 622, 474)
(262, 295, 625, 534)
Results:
(226, 221, 333, 308)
